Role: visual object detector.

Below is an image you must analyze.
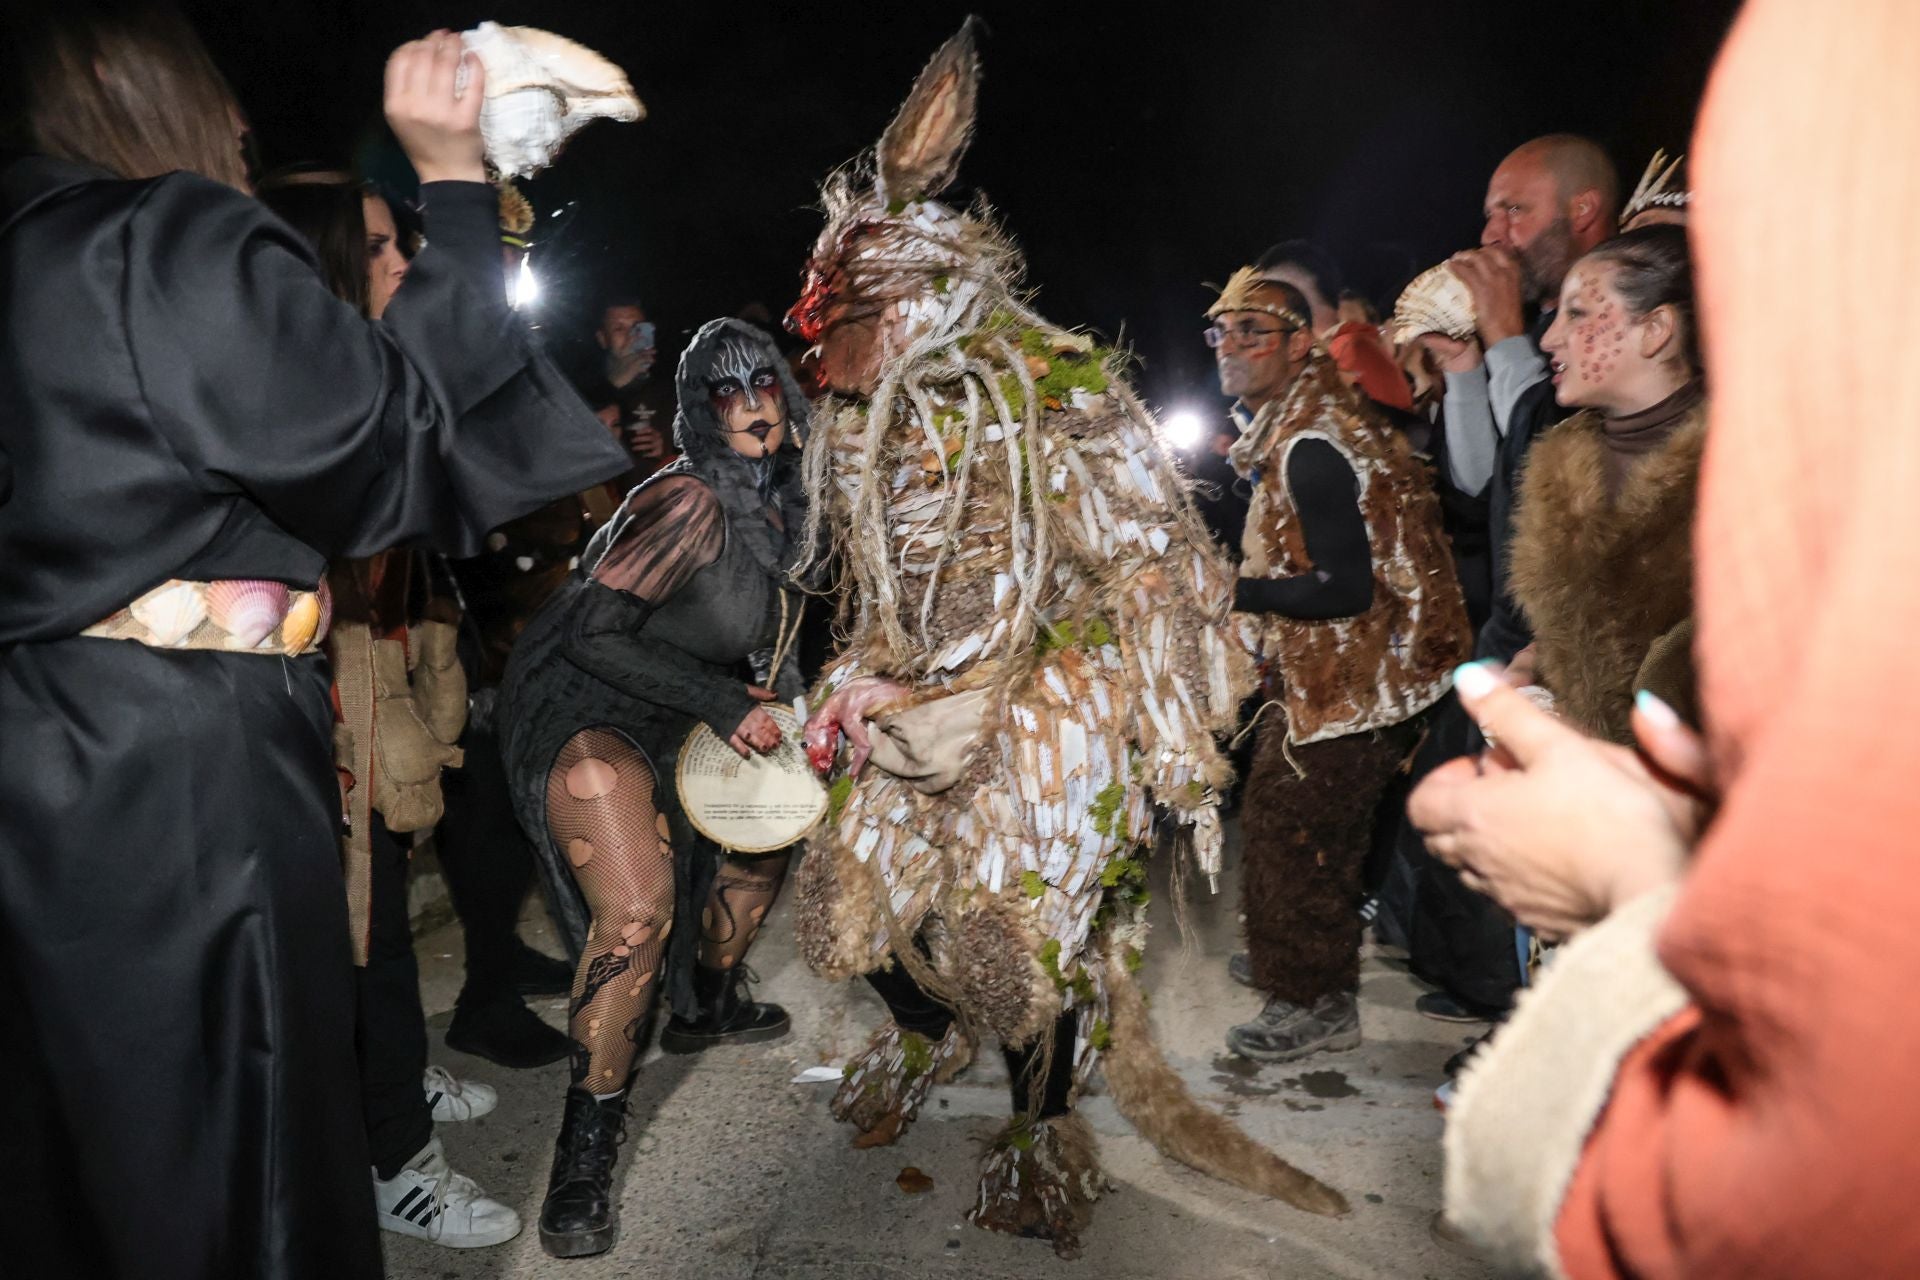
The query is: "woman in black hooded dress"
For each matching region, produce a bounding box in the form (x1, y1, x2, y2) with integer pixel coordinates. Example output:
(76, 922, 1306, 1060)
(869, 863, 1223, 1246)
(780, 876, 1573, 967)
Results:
(0, 15, 626, 1280)
(497, 317, 809, 1257)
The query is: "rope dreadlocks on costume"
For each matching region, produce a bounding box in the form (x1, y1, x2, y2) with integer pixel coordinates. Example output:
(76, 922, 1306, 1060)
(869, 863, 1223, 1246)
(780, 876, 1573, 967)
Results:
(786, 21, 1348, 1257)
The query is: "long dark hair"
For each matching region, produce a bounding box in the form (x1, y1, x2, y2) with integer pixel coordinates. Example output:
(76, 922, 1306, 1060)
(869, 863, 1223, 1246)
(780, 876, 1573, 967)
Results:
(1584, 224, 1700, 376)
(258, 173, 372, 316)
(2, 0, 249, 190)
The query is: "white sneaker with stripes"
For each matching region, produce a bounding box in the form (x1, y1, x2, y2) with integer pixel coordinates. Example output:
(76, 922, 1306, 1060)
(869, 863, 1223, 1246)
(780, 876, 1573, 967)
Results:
(373, 1136, 521, 1248)
(423, 1065, 497, 1123)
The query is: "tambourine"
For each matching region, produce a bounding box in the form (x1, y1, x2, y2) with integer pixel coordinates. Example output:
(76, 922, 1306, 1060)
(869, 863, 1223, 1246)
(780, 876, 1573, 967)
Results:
(675, 702, 827, 852)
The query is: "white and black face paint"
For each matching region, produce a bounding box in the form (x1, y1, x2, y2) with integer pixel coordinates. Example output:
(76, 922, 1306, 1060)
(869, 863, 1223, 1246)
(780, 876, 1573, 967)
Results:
(706, 336, 788, 459)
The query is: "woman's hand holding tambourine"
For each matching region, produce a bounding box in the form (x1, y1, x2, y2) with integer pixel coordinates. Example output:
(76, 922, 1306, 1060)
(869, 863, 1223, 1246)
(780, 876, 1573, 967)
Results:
(729, 685, 783, 758)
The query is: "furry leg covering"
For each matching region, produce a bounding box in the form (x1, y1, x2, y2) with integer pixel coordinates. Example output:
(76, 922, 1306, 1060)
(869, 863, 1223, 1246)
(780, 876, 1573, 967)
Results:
(831, 1020, 972, 1148)
(1241, 723, 1417, 1003)
(1101, 950, 1349, 1217)
(968, 1112, 1104, 1259)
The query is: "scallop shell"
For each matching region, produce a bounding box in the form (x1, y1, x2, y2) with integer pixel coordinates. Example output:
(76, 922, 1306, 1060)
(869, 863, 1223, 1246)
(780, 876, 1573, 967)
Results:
(1388, 263, 1477, 346)
(461, 23, 645, 179)
(129, 581, 207, 647)
(280, 592, 322, 655)
(206, 580, 290, 649)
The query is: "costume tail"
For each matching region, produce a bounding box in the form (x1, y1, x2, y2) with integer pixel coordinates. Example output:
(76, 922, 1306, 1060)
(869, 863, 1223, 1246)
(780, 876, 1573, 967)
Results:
(1100, 952, 1350, 1217)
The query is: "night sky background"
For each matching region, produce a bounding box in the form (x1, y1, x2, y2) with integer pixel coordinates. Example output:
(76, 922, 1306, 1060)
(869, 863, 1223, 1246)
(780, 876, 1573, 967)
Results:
(186, 0, 1742, 417)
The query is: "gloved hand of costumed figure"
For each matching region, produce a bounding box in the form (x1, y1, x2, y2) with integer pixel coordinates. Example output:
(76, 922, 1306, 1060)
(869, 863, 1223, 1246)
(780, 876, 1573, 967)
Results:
(803, 676, 912, 776)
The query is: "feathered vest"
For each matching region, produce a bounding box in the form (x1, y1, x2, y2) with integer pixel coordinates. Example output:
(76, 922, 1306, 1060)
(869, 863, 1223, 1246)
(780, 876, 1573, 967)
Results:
(1235, 356, 1472, 744)
(1508, 403, 1707, 744)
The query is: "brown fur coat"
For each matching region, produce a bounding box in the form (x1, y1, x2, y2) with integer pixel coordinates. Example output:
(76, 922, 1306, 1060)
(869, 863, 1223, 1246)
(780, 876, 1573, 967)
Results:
(1508, 402, 1707, 743)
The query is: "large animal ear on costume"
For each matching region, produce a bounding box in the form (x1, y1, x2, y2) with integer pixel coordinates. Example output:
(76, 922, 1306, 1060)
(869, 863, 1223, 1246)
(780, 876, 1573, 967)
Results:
(876, 18, 982, 208)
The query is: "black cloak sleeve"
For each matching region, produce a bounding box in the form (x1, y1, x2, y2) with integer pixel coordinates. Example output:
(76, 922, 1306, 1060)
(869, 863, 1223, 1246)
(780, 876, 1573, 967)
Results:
(123, 175, 628, 560)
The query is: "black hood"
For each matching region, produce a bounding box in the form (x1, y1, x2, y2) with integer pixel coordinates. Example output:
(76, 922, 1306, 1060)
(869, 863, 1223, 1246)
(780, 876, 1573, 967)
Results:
(642, 317, 813, 585)
(670, 317, 810, 465)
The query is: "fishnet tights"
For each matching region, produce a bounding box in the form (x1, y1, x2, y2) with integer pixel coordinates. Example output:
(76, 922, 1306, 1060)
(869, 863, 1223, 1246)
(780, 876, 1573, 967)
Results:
(699, 854, 788, 971)
(546, 728, 673, 1093)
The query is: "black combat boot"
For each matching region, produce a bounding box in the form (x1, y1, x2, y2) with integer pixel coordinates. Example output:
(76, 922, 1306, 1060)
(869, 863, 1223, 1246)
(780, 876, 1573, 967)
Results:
(658, 964, 790, 1054)
(539, 1088, 627, 1258)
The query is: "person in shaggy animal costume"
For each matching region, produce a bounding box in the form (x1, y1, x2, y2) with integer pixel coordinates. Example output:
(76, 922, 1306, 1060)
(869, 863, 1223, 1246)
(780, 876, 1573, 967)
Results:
(782, 21, 1349, 1257)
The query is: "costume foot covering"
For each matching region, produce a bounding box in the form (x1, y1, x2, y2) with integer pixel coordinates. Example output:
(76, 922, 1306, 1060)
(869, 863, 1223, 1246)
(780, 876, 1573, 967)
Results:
(967, 1112, 1104, 1259)
(831, 1020, 971, 1147)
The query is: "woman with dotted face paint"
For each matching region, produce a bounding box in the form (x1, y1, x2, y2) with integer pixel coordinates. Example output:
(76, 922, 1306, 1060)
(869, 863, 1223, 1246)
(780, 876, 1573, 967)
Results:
(1509, 225, 1706, 743)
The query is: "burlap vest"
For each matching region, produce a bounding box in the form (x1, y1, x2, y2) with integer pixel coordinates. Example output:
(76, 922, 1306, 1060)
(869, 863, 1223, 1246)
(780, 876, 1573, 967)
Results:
(1236, 357, 1471, 744)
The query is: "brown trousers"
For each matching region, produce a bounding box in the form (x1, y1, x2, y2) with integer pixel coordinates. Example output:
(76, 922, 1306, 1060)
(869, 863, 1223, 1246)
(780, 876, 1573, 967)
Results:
(1241, 716, 1421, 1005)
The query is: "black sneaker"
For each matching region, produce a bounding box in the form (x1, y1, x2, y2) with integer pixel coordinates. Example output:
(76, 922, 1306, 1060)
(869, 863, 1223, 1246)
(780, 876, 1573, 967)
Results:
(1415, 990, 1501, 1023)
(1227, 952, 1255, 989)
(658, 964, 790, 1055)
(446, 994, 575, 1070)
(508, 942, 575, 997)
(1225, 992, 1361, 1063)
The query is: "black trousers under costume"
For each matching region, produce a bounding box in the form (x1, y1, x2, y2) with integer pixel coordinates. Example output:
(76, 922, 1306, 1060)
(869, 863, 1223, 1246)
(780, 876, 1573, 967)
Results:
(1240, 716, 1422, 1005)
(865, 952, 1075, 1118)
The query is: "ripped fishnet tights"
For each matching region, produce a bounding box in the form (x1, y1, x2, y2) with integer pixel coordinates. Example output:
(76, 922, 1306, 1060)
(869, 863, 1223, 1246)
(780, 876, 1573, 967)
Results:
(699, 853, 788, 972)
(546, 728, 674, 1094)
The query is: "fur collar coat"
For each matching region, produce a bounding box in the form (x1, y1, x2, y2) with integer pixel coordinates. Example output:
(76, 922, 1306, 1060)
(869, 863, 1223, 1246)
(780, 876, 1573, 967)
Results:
(1508, 401, 1708, 743)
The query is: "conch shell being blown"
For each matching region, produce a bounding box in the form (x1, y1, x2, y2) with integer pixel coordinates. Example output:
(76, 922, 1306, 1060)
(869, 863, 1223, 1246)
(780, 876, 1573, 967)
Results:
(1388, 262, 1478, 347)
(459, 23, 644, 178)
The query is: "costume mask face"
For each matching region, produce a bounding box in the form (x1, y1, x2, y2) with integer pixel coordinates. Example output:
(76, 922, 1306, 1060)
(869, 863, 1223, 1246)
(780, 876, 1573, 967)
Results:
(785, 21, 983, 398)
(705, 336, 789, 458)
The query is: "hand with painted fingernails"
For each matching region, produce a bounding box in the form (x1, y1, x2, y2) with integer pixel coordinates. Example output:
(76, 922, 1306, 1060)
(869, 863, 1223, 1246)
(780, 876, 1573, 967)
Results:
(1407, 662, 1709, 940)
(728, 685, 783, 758)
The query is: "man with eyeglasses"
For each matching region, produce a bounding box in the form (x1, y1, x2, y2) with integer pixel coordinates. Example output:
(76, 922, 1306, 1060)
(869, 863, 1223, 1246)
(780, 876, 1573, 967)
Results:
(1206, 268, 1471, 1064)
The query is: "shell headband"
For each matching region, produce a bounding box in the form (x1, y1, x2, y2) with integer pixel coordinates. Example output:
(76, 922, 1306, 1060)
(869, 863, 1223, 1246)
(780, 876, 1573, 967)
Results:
(1205, 266, 1310, 330)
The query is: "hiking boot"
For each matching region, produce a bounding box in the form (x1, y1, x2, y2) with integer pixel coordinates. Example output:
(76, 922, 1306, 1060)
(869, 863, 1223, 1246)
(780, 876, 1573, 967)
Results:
(539, 1088, 627, 1258)
(1225, 992, 1360, 1063)
(659, 964, 790, 1055)
(1227, 952, 1254, 988)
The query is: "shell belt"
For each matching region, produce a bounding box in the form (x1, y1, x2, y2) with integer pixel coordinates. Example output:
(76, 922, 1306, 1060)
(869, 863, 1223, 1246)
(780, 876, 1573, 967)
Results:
(82, 578, 331, 657)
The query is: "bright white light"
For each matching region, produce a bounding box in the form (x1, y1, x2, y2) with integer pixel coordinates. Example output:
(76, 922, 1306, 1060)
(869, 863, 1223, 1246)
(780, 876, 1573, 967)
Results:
(512, 256, 540, 309)
(1165, 409, 1205, 450)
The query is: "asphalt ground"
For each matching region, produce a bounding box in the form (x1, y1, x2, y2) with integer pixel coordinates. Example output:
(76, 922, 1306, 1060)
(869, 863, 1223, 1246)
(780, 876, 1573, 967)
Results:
(391, 819, 1494, 1280)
